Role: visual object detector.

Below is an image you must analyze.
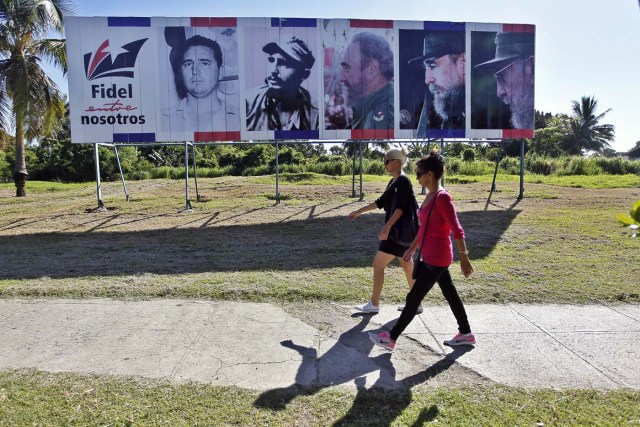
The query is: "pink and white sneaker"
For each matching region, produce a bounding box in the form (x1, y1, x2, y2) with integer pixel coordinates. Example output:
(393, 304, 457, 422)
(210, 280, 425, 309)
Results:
(444, 332, 476, 346)
(369, 331, 396, 351)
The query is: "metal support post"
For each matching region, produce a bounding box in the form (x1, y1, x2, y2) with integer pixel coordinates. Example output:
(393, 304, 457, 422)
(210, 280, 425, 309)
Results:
(94, 143, 105, 210)
(440, 138, 445, 188)
(351, 140, 356, 198)
(113, 145, 129, 202)
(275, 140, 280, 205)
(358, 140, 364, 201)
(518, 139, 525, 199)
(184, 141, 192, 211)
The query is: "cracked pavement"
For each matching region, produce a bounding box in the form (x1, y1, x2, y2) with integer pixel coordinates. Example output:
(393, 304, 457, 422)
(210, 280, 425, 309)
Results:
(0, 299, 638, 390)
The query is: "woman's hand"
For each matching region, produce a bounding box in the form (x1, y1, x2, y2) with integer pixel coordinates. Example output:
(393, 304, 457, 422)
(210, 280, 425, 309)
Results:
(378, 224, 391, 240)
(348, 210, 360, 220)
(460, 256, 474, 278)
(403, 247, 416, 262)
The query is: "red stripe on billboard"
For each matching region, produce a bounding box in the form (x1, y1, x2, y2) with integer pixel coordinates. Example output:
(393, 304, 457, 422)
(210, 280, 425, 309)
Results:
(351, 129, 394, 140)
(503, 23, 534, 33)
(349, 19, 393, 29)
(190, 17, 237, 27)
(502, 129, 534, 139)
(194, 131, 241, 141)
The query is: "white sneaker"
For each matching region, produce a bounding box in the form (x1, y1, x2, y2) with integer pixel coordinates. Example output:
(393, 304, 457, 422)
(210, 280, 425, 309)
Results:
(397, 304, 424, 314)
(355, 301, 379, 313)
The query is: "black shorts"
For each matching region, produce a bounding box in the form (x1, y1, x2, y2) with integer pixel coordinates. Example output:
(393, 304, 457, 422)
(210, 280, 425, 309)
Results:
(378, 239, 410, 258)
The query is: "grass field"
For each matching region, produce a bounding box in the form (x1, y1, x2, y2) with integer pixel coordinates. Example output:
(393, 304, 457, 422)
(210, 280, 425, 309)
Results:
(1, 174, 639, 425)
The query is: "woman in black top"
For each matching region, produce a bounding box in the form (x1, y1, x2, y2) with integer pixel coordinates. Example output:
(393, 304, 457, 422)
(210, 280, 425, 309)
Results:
(348, 147, 417, 313)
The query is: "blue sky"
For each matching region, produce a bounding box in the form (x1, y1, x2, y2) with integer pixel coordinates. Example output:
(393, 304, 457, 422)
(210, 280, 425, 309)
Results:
(51, 0, 640, 151)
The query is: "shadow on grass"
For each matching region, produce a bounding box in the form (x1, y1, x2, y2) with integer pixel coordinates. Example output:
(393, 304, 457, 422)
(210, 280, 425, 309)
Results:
(253, 315, 473, 426)
(0, 210, 519, 279)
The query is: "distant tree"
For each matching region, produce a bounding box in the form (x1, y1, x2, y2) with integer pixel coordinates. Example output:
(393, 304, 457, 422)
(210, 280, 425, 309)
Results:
(0, 0, 74, 196)
(329, 145, 345, 156)
(535, 110, 553, 129)
(530, 114, 571, 157)
(628, 141, 640, 160)
(561, 96, 615, 155)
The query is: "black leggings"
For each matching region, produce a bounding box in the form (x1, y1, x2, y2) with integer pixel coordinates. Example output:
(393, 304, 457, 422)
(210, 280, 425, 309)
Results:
(390, 262, 471, 341)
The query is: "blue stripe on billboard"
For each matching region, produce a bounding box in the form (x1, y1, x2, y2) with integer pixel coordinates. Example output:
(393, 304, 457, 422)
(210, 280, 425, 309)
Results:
(274, 130, 320, 140)
(424, 129, 465, 139)
(271, 18, 317, 28)
(107, 17, 151, 27)
(424, 21, 465, 31)
(113, 133, 156, 143)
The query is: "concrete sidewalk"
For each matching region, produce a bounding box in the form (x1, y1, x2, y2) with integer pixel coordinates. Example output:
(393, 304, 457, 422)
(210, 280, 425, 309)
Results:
(0, 299, 638, 390)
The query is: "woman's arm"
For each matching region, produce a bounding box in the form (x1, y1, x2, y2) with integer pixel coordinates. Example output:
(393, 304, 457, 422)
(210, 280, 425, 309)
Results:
(454, 238, 474, 278)
(348, 202, 378, 220)
(379, 207, 404, 241)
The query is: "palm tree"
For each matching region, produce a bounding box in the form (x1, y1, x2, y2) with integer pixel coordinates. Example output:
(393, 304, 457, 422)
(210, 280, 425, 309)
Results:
(562, 96, 615, 155)
(0, 0, 73, 196)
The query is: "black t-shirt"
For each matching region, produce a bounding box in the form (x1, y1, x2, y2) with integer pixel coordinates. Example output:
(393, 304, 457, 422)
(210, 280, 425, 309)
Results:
(375, 175, 414, 223)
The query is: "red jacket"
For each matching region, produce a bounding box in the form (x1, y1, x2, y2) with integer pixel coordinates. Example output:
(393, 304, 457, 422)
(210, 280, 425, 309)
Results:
(418, 190, 465, 267)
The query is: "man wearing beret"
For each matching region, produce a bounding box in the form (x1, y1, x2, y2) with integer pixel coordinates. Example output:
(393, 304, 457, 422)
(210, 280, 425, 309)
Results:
(246, 36, 318, 131)
(475, 32, 535, 129)
(339, 32, 394, 130)
(409, 31, 466, 137)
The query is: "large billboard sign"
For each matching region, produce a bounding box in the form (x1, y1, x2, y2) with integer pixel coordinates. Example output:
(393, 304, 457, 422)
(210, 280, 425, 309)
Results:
(66, 17, 535, 143)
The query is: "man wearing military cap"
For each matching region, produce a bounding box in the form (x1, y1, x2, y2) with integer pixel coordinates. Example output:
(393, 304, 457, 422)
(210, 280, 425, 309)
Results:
(409, 31, 466, 137)
(246, 36, 318, 131)
(475, 32, 535, 129)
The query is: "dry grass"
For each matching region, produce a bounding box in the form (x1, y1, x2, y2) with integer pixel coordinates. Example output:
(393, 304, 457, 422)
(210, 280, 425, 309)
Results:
(0, 176, 638, 303)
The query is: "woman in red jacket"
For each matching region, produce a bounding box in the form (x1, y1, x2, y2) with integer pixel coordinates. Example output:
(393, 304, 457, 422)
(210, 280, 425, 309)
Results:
(370, 151, 475, 351)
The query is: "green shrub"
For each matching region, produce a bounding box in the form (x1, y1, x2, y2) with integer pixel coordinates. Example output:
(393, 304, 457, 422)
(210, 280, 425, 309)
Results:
(462, 148, 475, 162)
(127, 170, 151, 180)
(559, 157, 604, 176)
(244, 164, 273, 176)
(526, 154, 556, 175)
(149, 167, 172, 179)
(594, 156, 639, 175)
(499, 157, 521, 175)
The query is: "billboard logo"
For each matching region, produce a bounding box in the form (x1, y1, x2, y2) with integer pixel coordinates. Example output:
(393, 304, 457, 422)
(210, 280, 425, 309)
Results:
(83, 38, 148, 80)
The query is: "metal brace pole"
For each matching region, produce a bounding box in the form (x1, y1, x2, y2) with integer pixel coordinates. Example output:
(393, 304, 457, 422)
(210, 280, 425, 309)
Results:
(94, 143, 105, 210)
(113, 145, 129, 202)
(490, 141, 504, 194)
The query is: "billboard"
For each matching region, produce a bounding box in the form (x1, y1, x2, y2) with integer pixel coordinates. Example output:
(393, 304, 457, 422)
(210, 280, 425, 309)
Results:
(66, 17, 535, 143)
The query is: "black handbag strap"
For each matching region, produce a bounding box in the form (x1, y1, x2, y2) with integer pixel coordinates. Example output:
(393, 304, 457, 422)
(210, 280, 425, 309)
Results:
(416, 190, 440, 260)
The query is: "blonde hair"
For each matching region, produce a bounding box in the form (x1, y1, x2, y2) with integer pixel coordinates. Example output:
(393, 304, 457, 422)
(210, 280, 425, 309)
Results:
(384, 146, 409, 167)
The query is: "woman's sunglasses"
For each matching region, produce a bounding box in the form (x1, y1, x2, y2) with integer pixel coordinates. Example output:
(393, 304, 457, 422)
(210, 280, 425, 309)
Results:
(384, 159, 396, 165)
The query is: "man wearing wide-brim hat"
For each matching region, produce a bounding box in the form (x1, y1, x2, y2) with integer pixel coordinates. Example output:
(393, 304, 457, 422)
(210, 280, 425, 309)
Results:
(246, 36, 318, 131)
(408, 31, 466, 136)
(475, 32, 535, 129)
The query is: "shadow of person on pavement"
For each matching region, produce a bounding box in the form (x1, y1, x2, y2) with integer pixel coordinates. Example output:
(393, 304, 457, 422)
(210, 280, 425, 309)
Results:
(331, 346, 473, 426)
(253, 313, 391, 410)
(254, 312, 474, 426)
